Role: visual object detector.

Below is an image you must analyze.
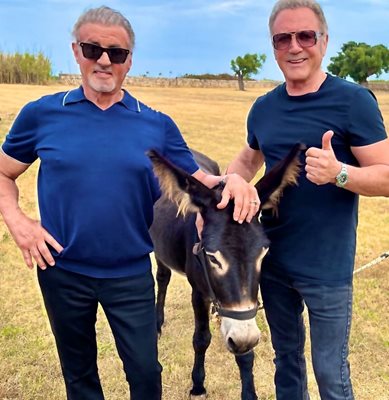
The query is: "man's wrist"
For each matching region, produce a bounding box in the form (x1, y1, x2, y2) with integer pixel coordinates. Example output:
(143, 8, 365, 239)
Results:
(214, 174, 229, 188)
(220, 173, 239, 186)
(219, 174, 228, 186)
(1, 205, 22, 224)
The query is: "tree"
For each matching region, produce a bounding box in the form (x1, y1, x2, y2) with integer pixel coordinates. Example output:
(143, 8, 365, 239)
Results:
(231, 53, 266, 90)
(327, 41, 389, 84)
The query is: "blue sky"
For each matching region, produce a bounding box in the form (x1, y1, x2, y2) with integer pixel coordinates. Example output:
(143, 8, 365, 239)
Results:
(0, 0, 388, 81)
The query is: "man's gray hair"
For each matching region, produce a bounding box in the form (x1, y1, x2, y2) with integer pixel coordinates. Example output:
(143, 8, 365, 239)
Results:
(269, 0, 328, 34)
(72, 6, 135, 51)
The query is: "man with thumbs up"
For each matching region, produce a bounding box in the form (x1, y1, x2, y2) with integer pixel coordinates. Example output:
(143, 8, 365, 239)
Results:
(227, 0, 389, 399)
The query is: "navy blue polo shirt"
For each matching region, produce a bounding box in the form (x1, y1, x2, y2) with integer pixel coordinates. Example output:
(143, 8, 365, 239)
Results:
(247, 74, 387, 284)
(2, 87, 198, 278)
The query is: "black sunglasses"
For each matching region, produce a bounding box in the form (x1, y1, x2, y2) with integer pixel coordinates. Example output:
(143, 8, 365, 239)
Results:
(78, 42, 131, 64)
(272, 30, 323, 51)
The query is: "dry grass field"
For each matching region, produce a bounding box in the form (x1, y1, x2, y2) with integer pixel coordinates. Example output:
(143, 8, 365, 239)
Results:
(0, 83, 388, 400)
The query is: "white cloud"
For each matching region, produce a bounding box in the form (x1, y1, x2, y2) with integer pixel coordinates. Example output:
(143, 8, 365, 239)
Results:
(128, 0, 259, 17)
(207, 0, 255, 13)
(358, 0, 389, 6)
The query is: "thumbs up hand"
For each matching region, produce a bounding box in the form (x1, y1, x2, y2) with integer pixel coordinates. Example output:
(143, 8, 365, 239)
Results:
(321, 130, 334, 151)
(305, 130, 342, 185)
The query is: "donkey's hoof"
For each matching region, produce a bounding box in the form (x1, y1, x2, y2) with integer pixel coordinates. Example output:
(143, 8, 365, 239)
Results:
(190, 394, 207, 399)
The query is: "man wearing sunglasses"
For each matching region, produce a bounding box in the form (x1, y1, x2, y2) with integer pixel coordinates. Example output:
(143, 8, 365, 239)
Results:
(227, 0, 389, 399)
(0, 6, 260, 400)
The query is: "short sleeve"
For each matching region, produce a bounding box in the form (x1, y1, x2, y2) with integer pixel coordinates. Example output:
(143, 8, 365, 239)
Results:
(163, 115, 199, 174)
(2, 101, 39, 164)
(348, 88, 387, 146)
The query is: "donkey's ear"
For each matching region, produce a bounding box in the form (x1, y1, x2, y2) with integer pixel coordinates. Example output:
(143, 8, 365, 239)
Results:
(255, 143, 304, 213)
(147, 150, 217, 216)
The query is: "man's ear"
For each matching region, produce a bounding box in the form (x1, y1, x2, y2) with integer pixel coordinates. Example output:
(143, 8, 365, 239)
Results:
(72, 42, 81, 65)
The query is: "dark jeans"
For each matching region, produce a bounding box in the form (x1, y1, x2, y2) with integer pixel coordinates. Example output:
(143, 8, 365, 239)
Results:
(260, 267, 354, 400)
(37, 267, 162, 400)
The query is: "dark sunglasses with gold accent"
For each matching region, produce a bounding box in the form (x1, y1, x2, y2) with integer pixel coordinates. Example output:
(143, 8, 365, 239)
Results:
(78, 42, 131, 64)
(272, 30, 323, 51)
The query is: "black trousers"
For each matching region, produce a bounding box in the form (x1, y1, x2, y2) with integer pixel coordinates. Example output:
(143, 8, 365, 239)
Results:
(37, 267, 162, 400)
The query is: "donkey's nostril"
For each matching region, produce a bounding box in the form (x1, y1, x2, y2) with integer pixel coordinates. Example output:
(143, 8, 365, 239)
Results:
(228, 337, 237, 352)
(227, 333, 259, 355)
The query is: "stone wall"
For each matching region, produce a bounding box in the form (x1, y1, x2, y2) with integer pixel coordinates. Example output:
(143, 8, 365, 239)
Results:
(58, 74, 280, 89)
(58, 74, 389, 91)
(363, 82, 389, 91)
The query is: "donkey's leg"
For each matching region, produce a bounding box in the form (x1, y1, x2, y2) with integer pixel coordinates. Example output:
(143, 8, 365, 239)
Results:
(235, 351, 258, 400)
(190, 289, 211, 398)
(155, 259, 172, 335)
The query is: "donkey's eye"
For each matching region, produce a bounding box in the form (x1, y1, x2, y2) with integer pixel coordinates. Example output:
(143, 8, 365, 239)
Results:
(207, 254, 222, 269)
(204, 250, 229, 275)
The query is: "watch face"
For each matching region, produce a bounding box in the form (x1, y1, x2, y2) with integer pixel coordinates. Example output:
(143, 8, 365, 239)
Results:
(336, 164, 348, 187)
(338, 173, 347, 184)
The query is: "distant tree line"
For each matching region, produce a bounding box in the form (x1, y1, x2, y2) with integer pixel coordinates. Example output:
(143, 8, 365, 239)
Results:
(0, 52, 52, 84)
(182, 73, 238, 80)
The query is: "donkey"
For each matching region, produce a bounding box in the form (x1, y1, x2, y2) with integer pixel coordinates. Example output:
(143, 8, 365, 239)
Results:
(149, 145, 302, 400)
